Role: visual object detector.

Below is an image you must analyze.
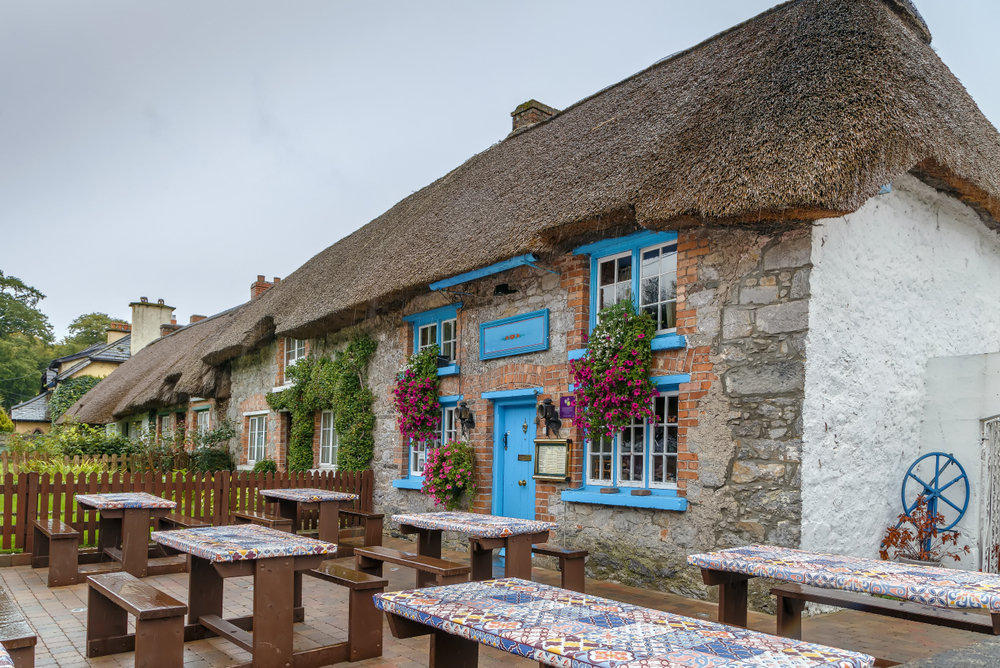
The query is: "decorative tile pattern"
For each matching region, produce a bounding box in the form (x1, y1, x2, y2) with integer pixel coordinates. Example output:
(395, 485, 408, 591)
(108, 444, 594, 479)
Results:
(391, 511, 557, 538)
(374, 578, 874, 668)
(75, 492, 176, 510)
(0, 644, 12, 668)
(687, 545, 1000, 613)
(151, 524, 335, 563)
(259, 487, 358, 503)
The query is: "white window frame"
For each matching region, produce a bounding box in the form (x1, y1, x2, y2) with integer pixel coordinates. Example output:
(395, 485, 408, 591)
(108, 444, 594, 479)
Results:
(247, 415, 267, 464)
(638, 242, 678, 334)
(584, 391, 680, 491)
(596, 250, 634, 319)
(649, 394, 680, 489)
(440, 318, 458, 363)
(320, 410, 337, 469)
(586, 436, 614, 486)
(409, 405, 457, 477)
(283, 338, 306, 384)
(417, 323, 438, 354)
(196, 409, 211, 435)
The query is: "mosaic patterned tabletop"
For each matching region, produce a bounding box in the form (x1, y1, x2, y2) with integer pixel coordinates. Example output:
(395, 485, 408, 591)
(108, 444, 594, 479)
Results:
(0, 644, 11, 668)
(75, 492, 176, 510)
(151, 524, 336, 563)
(392, 511, 557, 539)
(259, 487, 358, 503)
(687, 545, 1000, 613)
(374, 578, 874, 668)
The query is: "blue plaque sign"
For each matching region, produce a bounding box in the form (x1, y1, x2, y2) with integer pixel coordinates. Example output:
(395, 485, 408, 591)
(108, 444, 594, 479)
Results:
(479, 309, 549, 360)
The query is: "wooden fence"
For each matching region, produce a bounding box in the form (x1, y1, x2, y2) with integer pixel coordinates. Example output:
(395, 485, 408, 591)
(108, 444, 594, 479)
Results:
(0, 452, 148, 475)
(0, 469, 374, 553)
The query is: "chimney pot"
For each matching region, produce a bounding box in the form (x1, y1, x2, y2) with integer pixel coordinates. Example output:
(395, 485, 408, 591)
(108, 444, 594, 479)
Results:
(273, 277, 281, 283)
(140, 296, 148, 303)
(257, 275, 265, 282)
(157, 298, 164, 305)
(510, 99, 559, 133)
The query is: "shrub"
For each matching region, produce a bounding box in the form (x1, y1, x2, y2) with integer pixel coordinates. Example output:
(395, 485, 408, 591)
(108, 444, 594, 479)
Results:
(880, 495, 971, 563)
(252, 459, 278, 474)
(190, 446, 234, 472)
(0, 408, 13, 434)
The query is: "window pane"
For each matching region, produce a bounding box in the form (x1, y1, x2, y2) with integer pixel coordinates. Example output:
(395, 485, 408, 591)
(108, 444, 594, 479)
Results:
(638, 243, 678, 333)
(642, 249, 659, 277)
(599, 259, 615, 286)
(661, 252, 677, 275)
(617, 255, 632, 283)
(661, 302, 677, 330)
(641, 277, 658, 306)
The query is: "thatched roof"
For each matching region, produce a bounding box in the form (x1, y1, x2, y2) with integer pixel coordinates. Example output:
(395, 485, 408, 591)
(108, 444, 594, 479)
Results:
(61, 307, 241, 424)
(198, 0, 1000, 366)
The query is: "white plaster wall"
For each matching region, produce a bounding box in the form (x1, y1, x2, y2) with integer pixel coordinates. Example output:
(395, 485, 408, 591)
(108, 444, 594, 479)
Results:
(919, 353, 1000, 569)
(801, 174, 1000, 561)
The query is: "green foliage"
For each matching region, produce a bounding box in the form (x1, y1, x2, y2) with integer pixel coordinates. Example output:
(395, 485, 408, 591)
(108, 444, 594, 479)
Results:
(422, 440, 476, 510)
(49, 375, 102, 421)
(10, 422, 134, 458)
(267, 334, 378, 472)
(190, 446, 235, 472)
(252, 459, 278, 474)
(0, 270, 52, 341)
(0, 407, 12, 434)
(0, 334, 50, 411)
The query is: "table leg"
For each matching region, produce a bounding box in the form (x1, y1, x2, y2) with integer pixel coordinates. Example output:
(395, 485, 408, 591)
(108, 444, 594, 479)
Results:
(277, 498, 298, 532)
(719, 579, 749, 628)
(317, 500, 341, 544)
(253, 556, 295, 667)
(121, 509, 150, 578)
(188, 556, 224, 625)
(776, 595, 805, 639)
(469, 540, 493, 581)
(504, 534, 533, 580)
(97, 515, 120, 562)
(430, 628, 478, 668)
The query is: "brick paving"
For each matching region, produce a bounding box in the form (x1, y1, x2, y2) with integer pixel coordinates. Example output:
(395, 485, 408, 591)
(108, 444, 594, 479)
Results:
(0, 536, 988, 667)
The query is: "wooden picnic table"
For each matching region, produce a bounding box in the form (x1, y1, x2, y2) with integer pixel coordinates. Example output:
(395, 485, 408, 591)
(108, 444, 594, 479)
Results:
(258, 487, 358, 544)
(687, 545, 1000, 632)
(375, 577, 876, 668)
(75, 492, 176, 578)
(151, 524, 339, 668)
(392, 512, 556, 584)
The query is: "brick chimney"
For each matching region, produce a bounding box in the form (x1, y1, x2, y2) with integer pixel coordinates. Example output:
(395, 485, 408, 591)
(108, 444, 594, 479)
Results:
(105, 321, 132, 344)
(129, 297, 175, 355)
(511, 100, 558, 133)
(159, 321, 182, 337)
(251, 275, 274, 299)
(189, 315, 207, 324)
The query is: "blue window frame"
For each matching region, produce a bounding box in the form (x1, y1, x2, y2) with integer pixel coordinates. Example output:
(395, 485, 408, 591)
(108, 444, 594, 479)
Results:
(573, 230, 685, 354)
(402, 303, 461, 376)
(561, 375, 690, 511)
(392, 395, 462, 490)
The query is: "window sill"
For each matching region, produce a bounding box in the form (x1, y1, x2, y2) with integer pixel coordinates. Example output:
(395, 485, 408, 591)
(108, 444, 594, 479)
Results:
(392, 477, 424, 490)
(270, 385, 291, 393)
(560, 487, 687, 511)
(567, 334, 686, 361)
(436, 364, 460, 377)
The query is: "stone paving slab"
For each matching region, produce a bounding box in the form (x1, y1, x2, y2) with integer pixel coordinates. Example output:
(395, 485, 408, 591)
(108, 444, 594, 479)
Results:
(0, 536, 989, 667)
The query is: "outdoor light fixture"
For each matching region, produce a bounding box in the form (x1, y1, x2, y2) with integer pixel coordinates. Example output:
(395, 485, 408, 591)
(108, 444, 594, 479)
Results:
(457, 401, 476, 436)
(536, 398, 562, 437)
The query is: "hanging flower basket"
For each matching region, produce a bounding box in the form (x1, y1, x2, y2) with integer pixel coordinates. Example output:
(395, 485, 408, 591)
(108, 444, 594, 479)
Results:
(422, 440, 477, 510)
(392, 345, 441, 442)
(571, 300, 658, 437)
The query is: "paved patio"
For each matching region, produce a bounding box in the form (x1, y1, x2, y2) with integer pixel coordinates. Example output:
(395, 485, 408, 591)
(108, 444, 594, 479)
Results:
(2, 536, 989, 667)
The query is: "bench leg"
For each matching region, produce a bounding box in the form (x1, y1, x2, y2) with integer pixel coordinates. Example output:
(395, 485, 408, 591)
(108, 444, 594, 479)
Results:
(718, 578, 749, 628)
(776, 595, 806, 640)
(87, 586, 128, 658)
(560, 556, 585, 593)
(188, 555, 224, 625)
(348, 586, 384, 661)
(469, 540, 493, 582)
(355, 554, 384, 578)
(430, 629, 478, 668)
(48, 536, 80, 587)
(31, 527, 49, 569)
(364, 515, 383, 548)
(136, 616, 183, 668)
(7, 645, 33, 668)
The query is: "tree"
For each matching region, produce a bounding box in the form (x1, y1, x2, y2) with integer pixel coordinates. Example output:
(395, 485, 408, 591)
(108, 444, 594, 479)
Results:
(0, 270, 51, 342)
(51, 313, 125, 358)
(0, 334, 49, 411)
(0, 407, 13, 434)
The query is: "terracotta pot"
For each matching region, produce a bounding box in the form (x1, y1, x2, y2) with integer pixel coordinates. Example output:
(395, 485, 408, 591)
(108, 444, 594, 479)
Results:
(896, 554, 944, 568)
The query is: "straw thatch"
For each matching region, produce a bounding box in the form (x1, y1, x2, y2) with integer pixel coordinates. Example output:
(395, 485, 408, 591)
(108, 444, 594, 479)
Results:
(61, 307, 241, 424)
(198, 0, 1000, 366)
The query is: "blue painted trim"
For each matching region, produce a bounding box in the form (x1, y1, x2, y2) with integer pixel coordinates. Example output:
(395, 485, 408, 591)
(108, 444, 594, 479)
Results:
(650, 374, 691, 387)
(429, 255, 538, 290)
(438, 394, 463, 406)
(879, 184, 892, 195)
(479, 309, 549, 360)
(402, 303, 462, 326)
(573, 230, 678, 258)
(651, 334, 686, 351)
(567, 348, 587, 361)
(392, 477, 424, 490)
(482, 387, 543, 401)
(436, 364, 460, 377)
(560, 488, 688, 511)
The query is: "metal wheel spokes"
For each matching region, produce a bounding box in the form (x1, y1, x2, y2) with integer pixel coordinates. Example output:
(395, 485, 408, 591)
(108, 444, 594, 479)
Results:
(901, 452, 970, 532)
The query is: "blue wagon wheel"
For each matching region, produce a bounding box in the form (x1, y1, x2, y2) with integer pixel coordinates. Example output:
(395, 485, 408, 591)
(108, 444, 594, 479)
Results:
(901, 452, 969, 532)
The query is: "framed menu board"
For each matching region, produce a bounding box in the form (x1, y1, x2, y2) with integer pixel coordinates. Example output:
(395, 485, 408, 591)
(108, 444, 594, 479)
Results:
(533, 438, 572, 482)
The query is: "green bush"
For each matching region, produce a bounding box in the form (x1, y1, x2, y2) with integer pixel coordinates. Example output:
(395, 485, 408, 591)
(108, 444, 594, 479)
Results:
(0, 408, 13, 434)
(252, 459, 278, 474)
(190, 446, 234, 472)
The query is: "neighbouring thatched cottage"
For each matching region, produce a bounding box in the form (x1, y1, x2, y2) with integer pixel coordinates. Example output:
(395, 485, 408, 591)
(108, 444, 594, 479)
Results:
(65, 0, 1000, 602)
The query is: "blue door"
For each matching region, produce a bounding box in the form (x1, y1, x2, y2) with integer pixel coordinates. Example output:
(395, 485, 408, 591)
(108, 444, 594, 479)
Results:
(498, 404, 537, 519)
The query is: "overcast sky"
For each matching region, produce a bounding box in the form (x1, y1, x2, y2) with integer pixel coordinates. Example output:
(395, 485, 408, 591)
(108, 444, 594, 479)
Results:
(1, 1, 997, 339)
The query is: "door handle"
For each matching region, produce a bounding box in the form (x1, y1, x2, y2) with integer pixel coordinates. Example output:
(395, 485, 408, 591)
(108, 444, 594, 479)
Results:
(503, 432, 509, 451)
(518, 479, 527, 487)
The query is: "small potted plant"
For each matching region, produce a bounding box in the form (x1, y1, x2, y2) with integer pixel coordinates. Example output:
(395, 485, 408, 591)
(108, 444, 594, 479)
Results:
(879, 496, 970, 566)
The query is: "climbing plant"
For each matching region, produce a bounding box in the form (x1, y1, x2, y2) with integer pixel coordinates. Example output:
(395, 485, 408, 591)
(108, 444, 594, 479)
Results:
(266, 334, 378, 472)
(49, 375, 102, 422)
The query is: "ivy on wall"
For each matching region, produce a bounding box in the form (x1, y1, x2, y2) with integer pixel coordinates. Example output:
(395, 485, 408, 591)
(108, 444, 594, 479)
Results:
(266, 334, 378, 472)
(49, 375, 102, 422)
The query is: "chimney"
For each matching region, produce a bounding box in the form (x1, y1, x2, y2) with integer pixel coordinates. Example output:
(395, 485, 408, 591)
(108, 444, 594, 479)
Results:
(189, 314, 207, 324)
(251, 275, 274, 299)
(105, 321, 132, 344)
(159, 322, 182, 337)
(129, 297, 175, 355)
(510, 100, 558, 133)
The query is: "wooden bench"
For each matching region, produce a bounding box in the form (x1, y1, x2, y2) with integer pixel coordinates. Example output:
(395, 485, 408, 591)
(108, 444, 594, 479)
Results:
(306, 562, 388, 661)
(230, 509, 293, 532)
(355, 546, 470, 588)
(532, 543, 587, 592)
(332, 510, 383, 558)
(773, 583, 1000, 639)
(86, 572, 187, 667)
(31, 518, 79, 587)
(157, 512, 211, 530)
(0, 586, 37, 668)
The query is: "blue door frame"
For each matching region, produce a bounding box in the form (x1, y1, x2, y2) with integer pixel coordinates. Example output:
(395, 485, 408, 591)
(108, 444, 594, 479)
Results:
(491, 396, 538, 519)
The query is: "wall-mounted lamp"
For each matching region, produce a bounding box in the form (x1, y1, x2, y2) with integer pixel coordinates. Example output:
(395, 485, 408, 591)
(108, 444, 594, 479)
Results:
(536, 398, 562, 437)
(457, 401, 476, 437)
